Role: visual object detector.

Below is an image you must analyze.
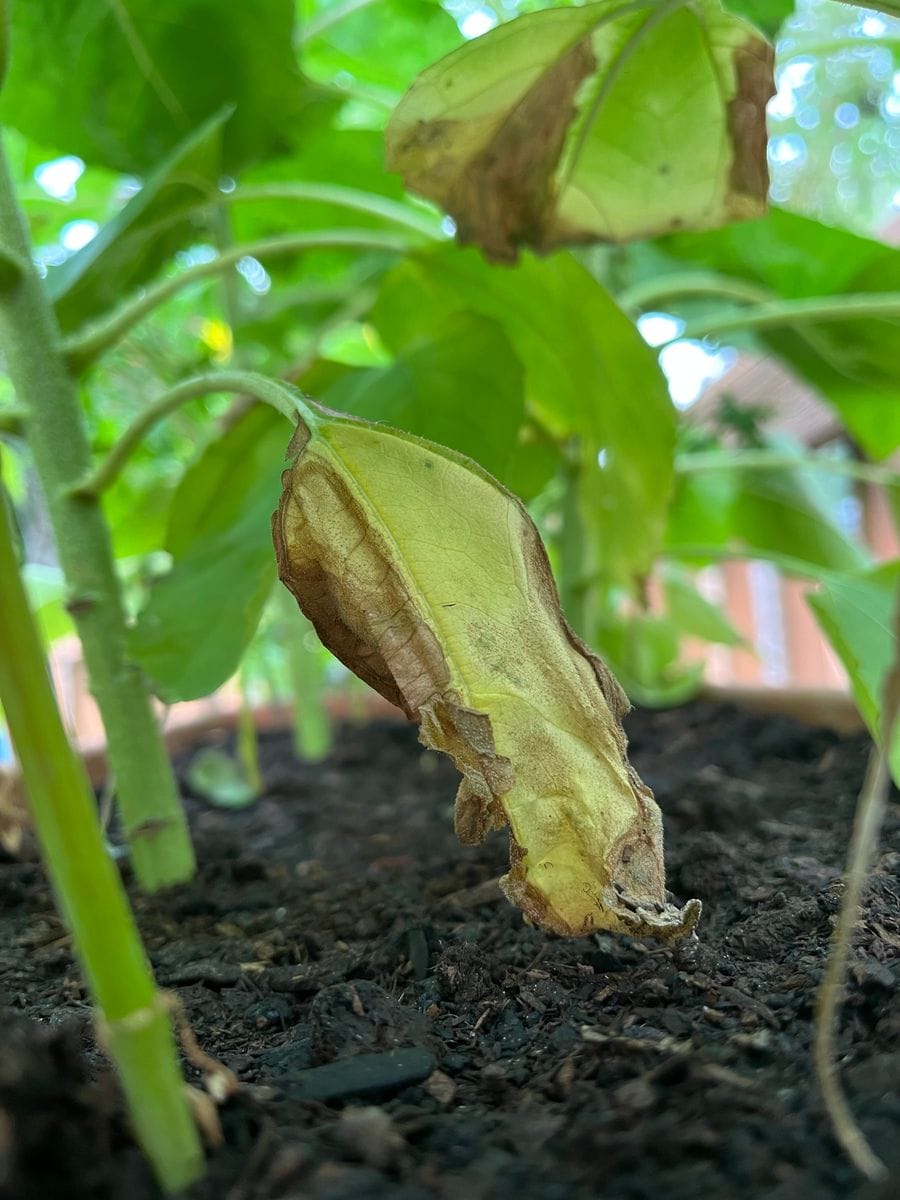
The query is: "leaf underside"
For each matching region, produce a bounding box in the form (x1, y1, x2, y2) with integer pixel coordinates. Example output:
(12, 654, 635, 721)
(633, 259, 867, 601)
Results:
(386, 0, 774, 262)
(274, 407, 700, 939)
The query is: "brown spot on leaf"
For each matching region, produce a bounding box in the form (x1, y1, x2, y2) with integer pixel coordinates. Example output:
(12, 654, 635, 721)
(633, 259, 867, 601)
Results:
(448, 37, 596, 263)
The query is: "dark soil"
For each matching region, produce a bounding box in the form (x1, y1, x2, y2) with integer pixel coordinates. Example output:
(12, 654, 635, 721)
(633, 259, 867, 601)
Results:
(1, 702, 899, 1200)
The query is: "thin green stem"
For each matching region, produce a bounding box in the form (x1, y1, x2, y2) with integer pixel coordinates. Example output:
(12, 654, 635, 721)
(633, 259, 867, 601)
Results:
(0, 469, 203, 1194)
(0, 130, 194, 890)
(73, 371, 302, 497)
(222, 183, 443, 240)
(676, 450, 898, 489)
(275, 586, 331, 761)
(813, 610, 899, 1181)
(618, 272, 773, 312)
(63, 229, 413, 373)
(299, 0, 380, 43)
(677, 292, 900, 343)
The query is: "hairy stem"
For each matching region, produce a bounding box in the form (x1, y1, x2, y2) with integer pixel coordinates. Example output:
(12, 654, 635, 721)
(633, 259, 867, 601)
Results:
(0, 467, 203, 1193)
(223, 183, 443, 240)
(63, 229, 412, 373)
(0, 132, 194, 890)
(679, 292, 900, 342)
(73, 371, 300, 496)
(618, 271, 772, 312)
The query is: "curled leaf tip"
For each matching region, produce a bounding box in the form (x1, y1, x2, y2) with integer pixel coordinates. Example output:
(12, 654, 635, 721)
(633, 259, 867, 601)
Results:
(273, 412, 699, 940)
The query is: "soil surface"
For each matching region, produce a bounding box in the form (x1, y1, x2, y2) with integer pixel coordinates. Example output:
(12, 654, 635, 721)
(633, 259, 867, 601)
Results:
(1, 702, 899, 1200)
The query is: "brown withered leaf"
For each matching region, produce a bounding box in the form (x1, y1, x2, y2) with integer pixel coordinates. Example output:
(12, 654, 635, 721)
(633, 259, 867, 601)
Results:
(273, 403, 699, 940)
(386, 0, 774, 262)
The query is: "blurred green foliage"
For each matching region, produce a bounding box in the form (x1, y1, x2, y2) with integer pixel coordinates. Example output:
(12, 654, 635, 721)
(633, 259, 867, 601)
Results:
(0, 0, 897, 758)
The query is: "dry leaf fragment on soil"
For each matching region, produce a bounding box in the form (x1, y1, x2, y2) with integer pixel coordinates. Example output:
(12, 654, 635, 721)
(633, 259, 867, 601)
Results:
(386, 0, 774, 262)
(273, 403, 700, 940)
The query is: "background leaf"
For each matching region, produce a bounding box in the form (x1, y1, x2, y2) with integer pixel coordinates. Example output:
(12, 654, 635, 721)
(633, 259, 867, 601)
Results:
(129, 404, 289, 701)
(657, 209, 900, 459)
(47, 111, 226, 332)
(808, 561, 900, 783)
(322, 312, 531, 492)
(373, 246, 675, 587)
(0, 0, 326, 174)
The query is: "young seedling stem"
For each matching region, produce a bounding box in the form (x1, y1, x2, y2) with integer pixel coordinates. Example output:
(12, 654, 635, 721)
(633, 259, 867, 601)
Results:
(0, 133, 194, 891)
(813, 588, 900, 1180)
(0, 465, 203, 1194)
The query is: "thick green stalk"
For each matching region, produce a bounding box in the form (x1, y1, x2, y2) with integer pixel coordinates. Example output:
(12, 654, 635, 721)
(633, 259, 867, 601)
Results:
(0, 471, 203, 1193)
(0, 131, 194, 890)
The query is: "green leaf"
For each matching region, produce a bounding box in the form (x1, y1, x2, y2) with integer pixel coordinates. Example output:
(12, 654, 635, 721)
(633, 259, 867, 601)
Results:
(721, 1, 792, 37)
(0, 0, 328, 175)
(301, 0, 462, 97)
(129, 404, 289, 701)
(659, 209, 900, 459)
(373, 246, 675, 585)
(596, 611, 705, 707)
(808, 562, 900, 785)
(47, 112, 226, 332)
(186, 747, 257, 808)
(666, 457, 869, 573)
(322, 312, 530, 492)
(386, 0, 773, 262)
(661, 565, 745, 646)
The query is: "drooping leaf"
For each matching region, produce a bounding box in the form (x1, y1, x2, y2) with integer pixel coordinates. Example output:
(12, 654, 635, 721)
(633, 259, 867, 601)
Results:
(0, 0, 330, 175)
(386, 0, 773, 262)
(47, 112, 226, 332)
(658, 209, 900, 459)
(130, 404, 289, 701)
(322, 312, 532, 492)
(273, 401, 700, 940)
(373, 247, 675, 586)
(808, 562, 900, 785)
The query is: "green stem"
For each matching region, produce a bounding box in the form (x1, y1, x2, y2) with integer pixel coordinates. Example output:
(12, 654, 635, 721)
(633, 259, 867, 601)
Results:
(0, 469, 203, 1194)
(223, 183, 443, 240)
(63, 229, 413, 373)
(0, 131, 194, 891)
(677, 292, 900, 343)
(675, 450, 898, 488)
(299, 0, 380, 42)
(73, 371, 303, 497)
(813, 616, 899, 1182)
(237, 670, 263, 796)
(276, 586, 331, 761)
(618, 272, 773, 312)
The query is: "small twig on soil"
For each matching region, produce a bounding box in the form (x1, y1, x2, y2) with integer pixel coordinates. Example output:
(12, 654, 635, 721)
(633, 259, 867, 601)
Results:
(813, 587, 899, 1182)
(164, 990, 239, 1104)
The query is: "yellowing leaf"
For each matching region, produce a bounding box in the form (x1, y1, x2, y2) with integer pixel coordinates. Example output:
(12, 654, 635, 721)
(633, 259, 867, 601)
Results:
(386, 0, 773, 262)
(273, 405, 699, 939)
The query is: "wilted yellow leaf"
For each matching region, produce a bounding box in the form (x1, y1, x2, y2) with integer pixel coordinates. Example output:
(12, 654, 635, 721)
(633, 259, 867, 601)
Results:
(274, 406, 699, 939)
